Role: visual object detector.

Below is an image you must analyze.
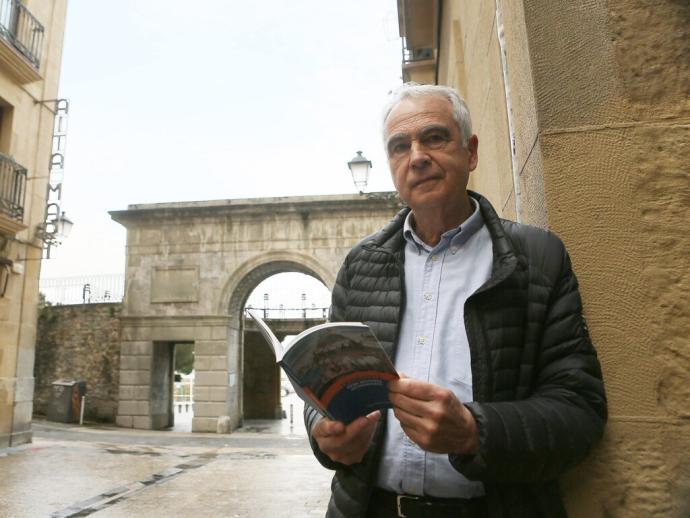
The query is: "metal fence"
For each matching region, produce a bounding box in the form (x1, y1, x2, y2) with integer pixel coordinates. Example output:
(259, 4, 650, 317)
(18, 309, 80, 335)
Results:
(245, 305, 329, 320)
(0, 152, 26, 222)
(40, 274, 125, 305)
(0, 0, 44, 69)
(39, 275, 329, 314)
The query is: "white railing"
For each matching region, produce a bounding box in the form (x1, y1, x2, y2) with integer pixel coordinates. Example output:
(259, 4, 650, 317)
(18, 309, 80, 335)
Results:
(40, 274, 125, 305)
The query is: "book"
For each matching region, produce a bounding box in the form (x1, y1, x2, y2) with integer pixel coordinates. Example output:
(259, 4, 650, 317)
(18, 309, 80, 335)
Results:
(247, 310, 399, 424)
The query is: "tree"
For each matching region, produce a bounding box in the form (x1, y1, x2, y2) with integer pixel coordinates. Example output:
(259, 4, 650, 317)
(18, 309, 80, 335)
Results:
(174, 343, 194, 375)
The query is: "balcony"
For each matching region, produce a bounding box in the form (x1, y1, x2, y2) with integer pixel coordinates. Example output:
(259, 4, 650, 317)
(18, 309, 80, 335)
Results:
(397, 0, 437, 83)
(0, 0, 43, 83)
(0, 152, 26, 235)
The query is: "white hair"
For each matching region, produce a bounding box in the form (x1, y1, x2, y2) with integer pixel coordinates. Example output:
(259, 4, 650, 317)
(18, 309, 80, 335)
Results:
(382, 83, 473, 146)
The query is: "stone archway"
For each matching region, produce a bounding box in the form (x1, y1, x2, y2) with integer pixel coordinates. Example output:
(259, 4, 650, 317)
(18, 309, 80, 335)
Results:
(110, 193, 401, 433)
(224, 255, 330, 422)
(224, 257, 330, 421)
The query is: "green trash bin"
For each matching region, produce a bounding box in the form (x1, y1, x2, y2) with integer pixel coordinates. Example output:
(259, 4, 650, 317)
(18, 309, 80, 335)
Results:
(47, 379, 87, 423)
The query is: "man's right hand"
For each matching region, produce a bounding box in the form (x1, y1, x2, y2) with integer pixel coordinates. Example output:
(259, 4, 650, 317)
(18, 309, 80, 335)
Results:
(312, 411, 381, 465)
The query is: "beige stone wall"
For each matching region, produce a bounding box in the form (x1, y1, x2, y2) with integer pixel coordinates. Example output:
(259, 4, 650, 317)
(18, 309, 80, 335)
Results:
(437, 0, 516, 221)
(520, 2, 689, 516)
(0, 0, 68, 448)
(34, 303, 122, 422)
(424, 0, 690, 515)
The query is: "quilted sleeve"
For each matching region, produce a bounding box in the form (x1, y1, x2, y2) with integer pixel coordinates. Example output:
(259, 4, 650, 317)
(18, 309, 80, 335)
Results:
(450, 245, 607, 483)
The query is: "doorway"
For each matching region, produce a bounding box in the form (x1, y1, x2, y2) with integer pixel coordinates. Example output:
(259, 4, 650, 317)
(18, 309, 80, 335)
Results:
(172, 342, 195, 432)
(150, 341, 194, 430)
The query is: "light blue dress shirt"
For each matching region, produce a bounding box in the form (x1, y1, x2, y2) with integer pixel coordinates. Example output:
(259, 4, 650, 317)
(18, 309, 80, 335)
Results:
(375, 198, 493, 498)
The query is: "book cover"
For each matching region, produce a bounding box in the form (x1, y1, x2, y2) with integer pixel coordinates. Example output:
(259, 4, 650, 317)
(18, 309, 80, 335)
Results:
(247, 310, 398, 424)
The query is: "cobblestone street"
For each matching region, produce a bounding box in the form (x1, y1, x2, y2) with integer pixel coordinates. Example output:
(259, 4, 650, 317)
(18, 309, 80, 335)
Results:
(0, 397, 332, 518)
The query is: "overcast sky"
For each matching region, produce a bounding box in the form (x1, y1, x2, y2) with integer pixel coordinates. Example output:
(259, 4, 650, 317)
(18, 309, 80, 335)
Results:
(39, 1, 403, 307)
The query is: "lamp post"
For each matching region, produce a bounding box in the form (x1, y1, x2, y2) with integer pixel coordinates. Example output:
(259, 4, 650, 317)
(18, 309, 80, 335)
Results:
(347, 151, 372, 194)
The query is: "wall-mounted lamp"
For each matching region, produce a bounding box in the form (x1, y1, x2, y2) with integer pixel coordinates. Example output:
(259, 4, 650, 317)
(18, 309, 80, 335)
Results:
(347, 151, 372, 194)
(35, 210, 73, 258)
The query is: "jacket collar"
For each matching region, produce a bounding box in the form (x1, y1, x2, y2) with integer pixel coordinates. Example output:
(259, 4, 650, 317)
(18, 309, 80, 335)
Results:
(362, 206, 409, 254)
(470, 191, 518, 285)
(363, 191, 519, 286)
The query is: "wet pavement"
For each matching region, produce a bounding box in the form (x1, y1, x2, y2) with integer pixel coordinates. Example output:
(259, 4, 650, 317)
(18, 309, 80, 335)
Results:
(0, 396, 332, 518)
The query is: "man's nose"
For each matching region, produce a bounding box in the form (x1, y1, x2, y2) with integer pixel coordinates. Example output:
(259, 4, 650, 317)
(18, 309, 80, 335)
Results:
(409, 141, 431, 169)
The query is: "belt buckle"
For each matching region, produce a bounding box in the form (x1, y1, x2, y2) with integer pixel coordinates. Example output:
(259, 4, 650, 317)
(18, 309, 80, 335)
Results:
(396, 494, 420, 518)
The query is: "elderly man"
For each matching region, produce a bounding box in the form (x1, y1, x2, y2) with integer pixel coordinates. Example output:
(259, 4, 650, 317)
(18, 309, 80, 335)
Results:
(306, 83, 607, 518)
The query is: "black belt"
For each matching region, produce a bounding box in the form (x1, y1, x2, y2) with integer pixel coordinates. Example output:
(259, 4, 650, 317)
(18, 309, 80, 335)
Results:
(369, 487, 488, 518)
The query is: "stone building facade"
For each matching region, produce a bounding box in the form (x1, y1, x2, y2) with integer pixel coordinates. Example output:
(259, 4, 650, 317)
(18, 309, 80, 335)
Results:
(31, 302, 323, 427)
(110, 194, 402, 433)
(398, 0, 689, 516)
(0, 0, 68, 448)
(34, 303, 122, 422)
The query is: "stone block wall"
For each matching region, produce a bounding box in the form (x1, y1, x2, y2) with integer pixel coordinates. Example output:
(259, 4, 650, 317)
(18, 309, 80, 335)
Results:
(34, 303, 122, 422)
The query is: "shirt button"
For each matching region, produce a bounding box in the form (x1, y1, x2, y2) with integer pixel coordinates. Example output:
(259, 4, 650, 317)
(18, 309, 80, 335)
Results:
(450, 246, 458, 254)
(417, 336, 426, 345)
(424, 292, 433, 301)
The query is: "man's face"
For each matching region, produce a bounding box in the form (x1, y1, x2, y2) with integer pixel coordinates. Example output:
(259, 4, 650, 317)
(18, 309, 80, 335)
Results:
(384, 96, 478, 212)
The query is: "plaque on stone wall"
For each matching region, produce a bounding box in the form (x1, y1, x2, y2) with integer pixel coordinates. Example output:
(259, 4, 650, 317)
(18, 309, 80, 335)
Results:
(151, 266, 199, 303)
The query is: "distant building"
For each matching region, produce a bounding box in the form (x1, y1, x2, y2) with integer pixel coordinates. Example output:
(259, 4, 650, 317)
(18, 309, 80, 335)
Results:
(0, 0, 68, 448)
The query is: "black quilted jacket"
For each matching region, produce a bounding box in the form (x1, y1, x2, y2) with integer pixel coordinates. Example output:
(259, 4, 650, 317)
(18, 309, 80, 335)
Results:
(305, 191, 607, 517)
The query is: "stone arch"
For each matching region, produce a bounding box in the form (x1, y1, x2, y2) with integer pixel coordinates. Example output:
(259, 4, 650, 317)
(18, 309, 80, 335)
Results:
(220, 250, 336, 318)
(221, 251, 335, 421)
(110, 193, 400, 433)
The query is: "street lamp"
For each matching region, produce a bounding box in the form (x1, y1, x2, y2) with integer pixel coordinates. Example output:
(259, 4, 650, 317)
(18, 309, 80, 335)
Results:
(36, 210, 74, 258)
(347, 151, 372, 194)
(55, 211, 73, 241)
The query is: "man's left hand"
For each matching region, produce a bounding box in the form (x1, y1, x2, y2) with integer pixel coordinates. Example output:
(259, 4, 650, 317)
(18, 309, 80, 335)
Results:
(388, 377, 480, 455)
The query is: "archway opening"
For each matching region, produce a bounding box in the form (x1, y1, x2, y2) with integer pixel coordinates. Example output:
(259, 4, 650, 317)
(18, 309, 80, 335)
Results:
(242, 272, 331, 424)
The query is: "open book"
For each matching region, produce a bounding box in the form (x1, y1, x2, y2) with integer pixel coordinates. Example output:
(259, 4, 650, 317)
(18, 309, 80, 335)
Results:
(247, 310, 398, 424)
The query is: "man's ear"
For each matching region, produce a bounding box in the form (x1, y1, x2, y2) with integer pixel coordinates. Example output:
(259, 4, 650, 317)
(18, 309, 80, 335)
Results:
(467, 135, 479, 171)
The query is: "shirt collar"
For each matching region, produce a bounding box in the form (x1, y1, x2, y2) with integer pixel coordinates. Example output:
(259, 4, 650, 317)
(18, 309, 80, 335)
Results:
(403, 197, 484, 254)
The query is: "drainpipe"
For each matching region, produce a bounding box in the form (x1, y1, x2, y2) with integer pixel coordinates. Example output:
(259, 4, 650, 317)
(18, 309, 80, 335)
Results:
(495, 0, 522, 222)
(434, 0, 443, 85)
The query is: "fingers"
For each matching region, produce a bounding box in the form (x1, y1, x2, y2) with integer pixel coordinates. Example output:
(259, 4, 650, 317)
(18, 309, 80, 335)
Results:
(390, 381, 457, 422)
(387, 379, 478, 454)
(365, 409, 382, 420)
(389, 391, 428, 419)
(314, 418, 345, 438)
(313, 413, 381, 465)
(388, 377, 438, 400)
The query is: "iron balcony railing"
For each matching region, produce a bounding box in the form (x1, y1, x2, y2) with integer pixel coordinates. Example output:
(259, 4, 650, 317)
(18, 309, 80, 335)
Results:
(0, 0, 44, 69)
(0, 152, 26, 222)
